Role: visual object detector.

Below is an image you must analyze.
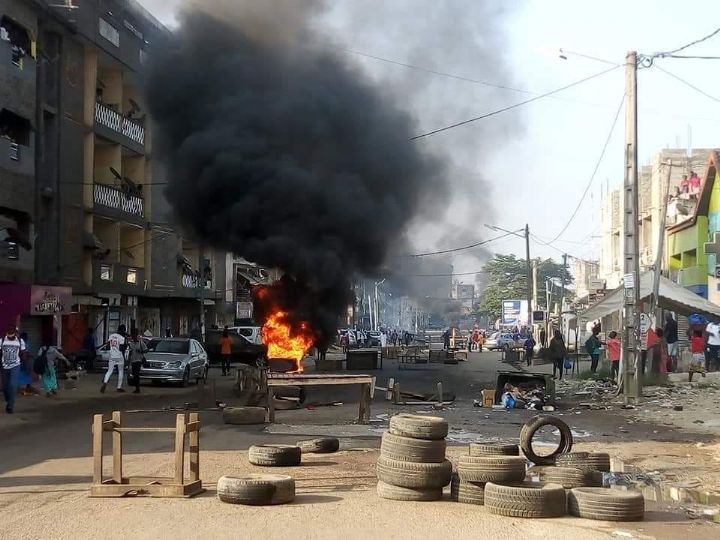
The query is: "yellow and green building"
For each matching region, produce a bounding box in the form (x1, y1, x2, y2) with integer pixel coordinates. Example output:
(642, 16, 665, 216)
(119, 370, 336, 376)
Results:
(667, 150, 720, 302)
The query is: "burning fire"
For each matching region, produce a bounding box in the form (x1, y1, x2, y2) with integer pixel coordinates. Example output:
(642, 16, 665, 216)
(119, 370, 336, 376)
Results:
(261, 310, 314, 372)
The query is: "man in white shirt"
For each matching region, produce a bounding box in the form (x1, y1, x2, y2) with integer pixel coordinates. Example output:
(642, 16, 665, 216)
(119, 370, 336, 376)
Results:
(101, 324, 127, 393)
(2, 325, 26, 413)
(705, 320, 720, 372)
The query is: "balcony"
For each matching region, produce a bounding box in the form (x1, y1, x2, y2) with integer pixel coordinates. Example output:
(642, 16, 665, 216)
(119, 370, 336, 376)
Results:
(94, 102, 145, 151)
(93, 183, 144, 224)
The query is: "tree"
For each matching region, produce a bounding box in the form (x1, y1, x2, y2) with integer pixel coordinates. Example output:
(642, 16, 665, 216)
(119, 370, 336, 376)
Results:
(478, 254, 573, 319)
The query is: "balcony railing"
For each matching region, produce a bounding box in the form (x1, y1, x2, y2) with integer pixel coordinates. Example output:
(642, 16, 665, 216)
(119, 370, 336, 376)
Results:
(94, 102, 145, 146)
(94, 183, 144, 218)
(180, 270, 212, 289)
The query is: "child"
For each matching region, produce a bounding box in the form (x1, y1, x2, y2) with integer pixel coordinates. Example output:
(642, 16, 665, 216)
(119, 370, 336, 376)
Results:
(689, 329, 707, 382)
(606, 331, 621, 381)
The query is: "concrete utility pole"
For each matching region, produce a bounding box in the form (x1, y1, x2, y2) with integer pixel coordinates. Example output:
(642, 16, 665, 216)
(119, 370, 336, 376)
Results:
(198, 243, 206, 342)
(525, 224, 533, 332)
(651, 159, 672, 313)
(560, 254, 568, 312)
(622, 51, 641, 403)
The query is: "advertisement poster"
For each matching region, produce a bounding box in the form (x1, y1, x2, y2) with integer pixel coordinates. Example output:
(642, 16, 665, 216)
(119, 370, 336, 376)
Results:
(501, 300, 528, 328)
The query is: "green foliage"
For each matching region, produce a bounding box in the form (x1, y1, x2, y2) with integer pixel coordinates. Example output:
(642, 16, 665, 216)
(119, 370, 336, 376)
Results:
(479, 254, 573, 318)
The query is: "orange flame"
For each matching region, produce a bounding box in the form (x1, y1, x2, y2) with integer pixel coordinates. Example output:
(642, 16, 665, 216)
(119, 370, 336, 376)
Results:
(262, 310, 314, 372)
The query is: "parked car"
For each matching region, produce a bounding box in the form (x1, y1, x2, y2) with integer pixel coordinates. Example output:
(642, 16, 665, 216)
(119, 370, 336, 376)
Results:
(366, 331, 381, 347)
(93, 336, 154, 372)
(204, 326, 267, 365)
(139, 338, 208, 386)
(485, 332, 519, 351)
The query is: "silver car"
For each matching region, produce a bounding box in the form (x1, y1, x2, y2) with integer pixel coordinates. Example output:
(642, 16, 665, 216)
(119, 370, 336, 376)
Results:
(140, 338, 209, 386)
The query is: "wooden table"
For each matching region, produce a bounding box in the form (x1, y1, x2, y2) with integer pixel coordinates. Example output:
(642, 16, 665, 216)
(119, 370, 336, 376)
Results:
(267, 373, 375, 424)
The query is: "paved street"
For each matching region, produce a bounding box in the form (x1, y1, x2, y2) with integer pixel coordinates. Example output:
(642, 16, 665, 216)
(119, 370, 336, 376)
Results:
(1, 351, 718, 539)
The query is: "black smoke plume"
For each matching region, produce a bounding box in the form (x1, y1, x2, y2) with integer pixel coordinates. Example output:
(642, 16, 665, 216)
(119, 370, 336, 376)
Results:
(146, 1, 446, 339)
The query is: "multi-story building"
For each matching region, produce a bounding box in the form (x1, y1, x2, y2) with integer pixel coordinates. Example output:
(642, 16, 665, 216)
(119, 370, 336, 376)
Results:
(0, 1, 232, 352)
(451, 282, 475, 313)
(599, 148, 712, 290)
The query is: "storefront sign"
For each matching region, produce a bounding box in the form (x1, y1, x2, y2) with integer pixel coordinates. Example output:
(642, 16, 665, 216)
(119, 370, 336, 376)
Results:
(30, 286, 72, 315)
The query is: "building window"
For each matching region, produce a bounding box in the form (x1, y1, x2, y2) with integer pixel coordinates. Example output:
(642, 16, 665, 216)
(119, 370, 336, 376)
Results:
(99, 18, 120, 47)
(126, 267, 137, 284)
(100, 264, 112, 281)
(0, 108, 31, 147)
(1, 16, 32, 69)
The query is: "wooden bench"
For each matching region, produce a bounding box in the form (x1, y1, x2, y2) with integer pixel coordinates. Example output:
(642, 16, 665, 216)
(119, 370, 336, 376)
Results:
(267, 373, 375, 424)
(399, 346, 433, 370)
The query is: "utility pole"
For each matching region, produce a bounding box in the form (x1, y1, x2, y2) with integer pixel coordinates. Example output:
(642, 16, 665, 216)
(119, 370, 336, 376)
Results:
(525, 224, 533, 332)
(532, 260, 538, 312)
(622, 51, 641, 403)
(560, 254, 568, 312)
(198, 243, 206, 342)
(651, 160, 672, 313)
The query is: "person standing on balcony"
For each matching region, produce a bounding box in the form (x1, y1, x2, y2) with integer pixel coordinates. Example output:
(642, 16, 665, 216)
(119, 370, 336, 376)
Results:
(219, 327, 232, 376)
(101, 324, 127, 393)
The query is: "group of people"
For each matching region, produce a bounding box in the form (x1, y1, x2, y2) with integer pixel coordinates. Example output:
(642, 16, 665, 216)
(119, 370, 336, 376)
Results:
(1, 325, 71, 414)
(100, 324, 149, 394)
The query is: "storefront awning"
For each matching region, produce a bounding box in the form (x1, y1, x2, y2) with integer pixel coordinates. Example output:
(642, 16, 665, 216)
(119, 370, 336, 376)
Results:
(579, 271, 720, 322)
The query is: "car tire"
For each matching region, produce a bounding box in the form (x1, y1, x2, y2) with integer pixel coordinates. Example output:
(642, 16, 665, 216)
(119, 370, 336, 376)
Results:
(469, 442, 520, 457)
(222, 407, 267, 425)
(217, 474, 295, 505)
(380, 432, 447, 463)
(485, 481, 567, 518)
(376, 456, 452, 489)
(527, 466, 603, 489)
(296, 437, 340, 454)
(376, 481, 442, 502)
(456, 455, 526, 483)
(568, 487, 644, 521)
(248, 444, 302, 467)
(556, 452, 603, 472)
(450, 472, 486, 505)
(388, 414, 449, 441)
(519, 415, 573, 466)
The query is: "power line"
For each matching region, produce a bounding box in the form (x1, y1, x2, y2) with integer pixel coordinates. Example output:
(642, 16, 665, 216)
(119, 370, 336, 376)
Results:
(409, 65, 621, 140)
(399, 230, 520, 257)
(402, 270, 488, 277)
(654, 26, 720, 57)
(662, 54, 720, 60)
(652, 64, 720, 103)
(540, 92, 625, 245)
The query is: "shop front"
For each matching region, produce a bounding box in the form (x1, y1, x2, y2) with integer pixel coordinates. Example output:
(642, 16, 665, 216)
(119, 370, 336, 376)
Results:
(0, 284, 73, 355)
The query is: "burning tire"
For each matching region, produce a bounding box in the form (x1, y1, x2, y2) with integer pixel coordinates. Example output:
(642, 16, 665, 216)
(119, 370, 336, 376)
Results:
(248, 444, 302, 467)
(469, 442, 519, 457)
(376, 455, 452, 489)
(388, 414, 449, 441)
(485, 482, 567, 518)
(376, 481, 442, 502)
(222, 407, 267, 425)
(296, 437, 340, 454)
(519, 415, 573, 466)
(527, 466, 603, 489)
(568, 488, 644, 521)
(380, 432, 446, 463)
(456, 455, 526, 483)
(450, 473, 485, 505)
(217, 474, 295, 505)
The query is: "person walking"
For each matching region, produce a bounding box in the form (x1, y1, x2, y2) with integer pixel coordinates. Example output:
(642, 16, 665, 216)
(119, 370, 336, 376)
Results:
(101, 324, 127, 393)
(705, 319, 720, 372)
(584, 326, 602, 373)
(606, 331, 621, 381)
(127, 329, 148, 393)
(219, 326, 232, 376)
(17, 331, 33, 395)
(36, 338, 70, 397)
(523, 334, 536, 367)
(539, 327, 547, 348)
(549, 330, 567, 380)
(82, 327, 97, 370)
(689, 329, 707, 382)
(1, 326, 26, 413)
(664, 313, 679, 372)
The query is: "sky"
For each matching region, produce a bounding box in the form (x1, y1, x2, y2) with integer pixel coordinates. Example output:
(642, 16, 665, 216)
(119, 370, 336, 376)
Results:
(140, 0, 720, 281)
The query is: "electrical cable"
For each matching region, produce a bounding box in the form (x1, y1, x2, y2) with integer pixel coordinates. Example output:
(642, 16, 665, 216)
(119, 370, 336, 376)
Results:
(537, 92, 625, 245)
(653, 26, 720, 57)
(652, 64, 720, 103)
(409, 64, 621, 140)
(398, 230, 521, 258)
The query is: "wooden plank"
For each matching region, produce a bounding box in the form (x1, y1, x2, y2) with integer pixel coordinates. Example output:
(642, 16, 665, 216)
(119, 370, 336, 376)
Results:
(267, 385, 275, 423)
(268, 376, 372, 386)
(173, 414, 186, 485)
(188, 412, 200, 483)
(111, 411, 122, 484)
(358, 383, 371, 424)
(114, 427, 177, 433)
(92, 414, 104, 484)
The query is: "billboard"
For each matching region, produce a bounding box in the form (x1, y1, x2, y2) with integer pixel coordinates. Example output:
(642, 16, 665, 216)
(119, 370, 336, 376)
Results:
(501, 299, 528, 327)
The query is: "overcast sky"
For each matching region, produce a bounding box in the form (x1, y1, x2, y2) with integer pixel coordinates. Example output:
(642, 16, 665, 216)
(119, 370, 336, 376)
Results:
(141, 0, 720, 281)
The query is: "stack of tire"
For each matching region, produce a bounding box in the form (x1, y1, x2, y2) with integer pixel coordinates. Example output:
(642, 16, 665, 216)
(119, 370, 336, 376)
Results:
(376, 414, 452, 501)
(455, 442, 566, 518)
